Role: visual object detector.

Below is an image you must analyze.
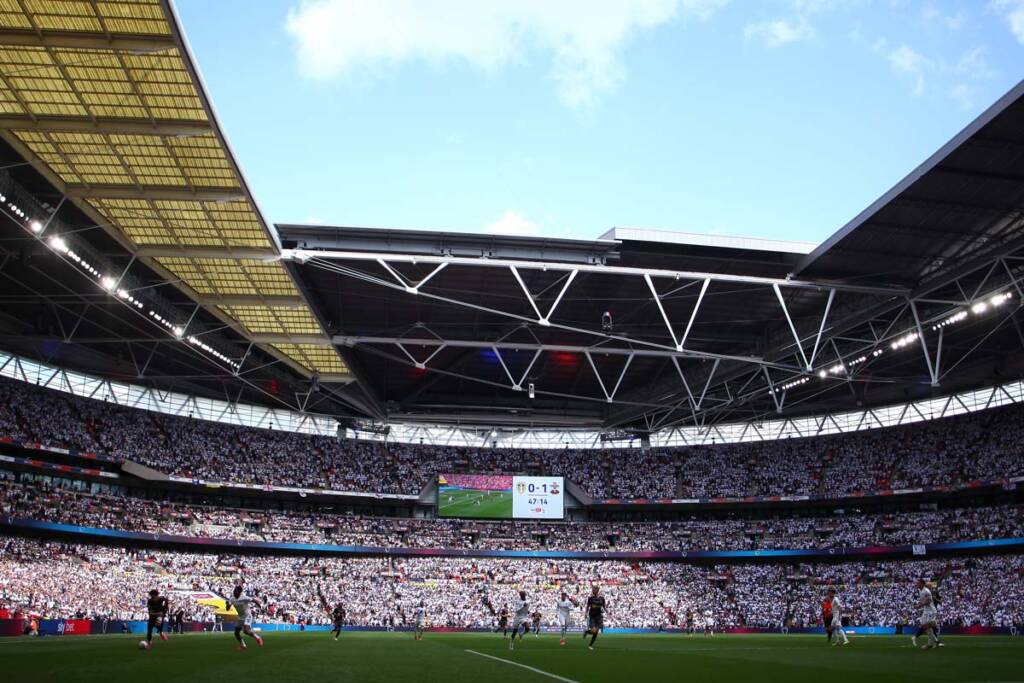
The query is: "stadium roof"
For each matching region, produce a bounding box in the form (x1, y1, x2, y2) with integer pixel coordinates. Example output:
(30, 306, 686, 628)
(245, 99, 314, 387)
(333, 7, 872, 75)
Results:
(0, 0, 349, 381)
(278, 78, 1024, 431)
(0, 2, 1020, 433)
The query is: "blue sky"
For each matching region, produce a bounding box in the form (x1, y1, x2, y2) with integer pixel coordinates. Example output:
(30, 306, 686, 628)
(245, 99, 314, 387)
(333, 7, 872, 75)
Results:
(175, 0, 1024, 245)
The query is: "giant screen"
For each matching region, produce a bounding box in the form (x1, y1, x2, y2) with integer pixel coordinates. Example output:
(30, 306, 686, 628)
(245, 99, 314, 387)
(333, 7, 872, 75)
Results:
(437, 474, 564, 519)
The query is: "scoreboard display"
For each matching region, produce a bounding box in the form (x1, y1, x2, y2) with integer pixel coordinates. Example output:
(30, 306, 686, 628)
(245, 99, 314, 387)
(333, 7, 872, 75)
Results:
(511, 476, 564, 519)
(437, 473, 565, 520)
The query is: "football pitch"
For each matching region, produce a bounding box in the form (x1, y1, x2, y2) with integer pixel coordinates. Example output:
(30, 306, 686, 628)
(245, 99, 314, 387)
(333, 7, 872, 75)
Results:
(2, 632, 1021, 683)
(437, 488, 512, 518)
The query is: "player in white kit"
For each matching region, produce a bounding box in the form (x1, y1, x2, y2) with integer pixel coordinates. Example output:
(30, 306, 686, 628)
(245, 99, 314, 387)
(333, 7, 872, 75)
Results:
(827, 589, 850, 645)
(555, 592, 578, 645)
(509, 591, 530, 651)
(414, 602, 426, 641)
(912, 579, 940, 649)
(227, 585, 263, 651)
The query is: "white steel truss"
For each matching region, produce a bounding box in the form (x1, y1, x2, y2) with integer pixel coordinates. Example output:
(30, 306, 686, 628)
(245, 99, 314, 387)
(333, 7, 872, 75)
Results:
(628, 243, 1024, 432)
(286, 245, 1023, 424)
(0, 348, 1021, 450)
(283, 249, 907, 295)
(295, 252, 804, 367)
(282, 248, 906, 380)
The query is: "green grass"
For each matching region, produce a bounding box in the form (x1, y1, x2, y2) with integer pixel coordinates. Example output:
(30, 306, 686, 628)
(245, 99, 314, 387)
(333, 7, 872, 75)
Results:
(2, 632, 1021, 683)
(437, 488, 512, 518)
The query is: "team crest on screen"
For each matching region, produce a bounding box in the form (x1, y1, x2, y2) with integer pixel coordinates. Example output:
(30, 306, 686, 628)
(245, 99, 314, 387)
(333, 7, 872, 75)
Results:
(516, 482, 526, 494)
(550, 482, 560, 495)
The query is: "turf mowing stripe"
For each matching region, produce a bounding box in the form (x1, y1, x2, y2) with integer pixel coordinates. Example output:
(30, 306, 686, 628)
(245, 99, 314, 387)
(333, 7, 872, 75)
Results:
(465, 649, 580, 683)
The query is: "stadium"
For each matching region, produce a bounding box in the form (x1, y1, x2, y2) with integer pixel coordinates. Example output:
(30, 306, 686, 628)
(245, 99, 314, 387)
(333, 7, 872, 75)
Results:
(0, 1, 1022, 682)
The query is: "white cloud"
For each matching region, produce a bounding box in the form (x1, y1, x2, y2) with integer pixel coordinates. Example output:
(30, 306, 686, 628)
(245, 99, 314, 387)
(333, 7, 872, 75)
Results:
(744, 17, 815, 47)
(991, 0, 1024, 43)
(952, 46, 995, 80)
(744, 0, 858, 49)
(791, 0, 857, 12)
(921, 3, 967, 30)
(872, 40, 994, 107)
(285, 0, 728, 108)
(876, 42, 931, 95)
(945, 46, 995, 109)
(948, 82, 976, 109)
(483, 210, 542, 236)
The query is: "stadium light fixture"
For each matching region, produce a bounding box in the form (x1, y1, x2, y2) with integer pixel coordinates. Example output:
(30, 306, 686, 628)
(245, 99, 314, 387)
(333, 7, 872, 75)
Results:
(989, 291, 1012, 307)
(47, 234, 68, 254)
(66, 251, 101, 280)
(890, 332, 918, 350)
(818, 348, 885, 380)
(932, 310, 968, 331)
(118, 289, 143, 309)
(774, 376, 809, 393)
(186, 335, 240, 369)
(9, 179, 245, 374)
(971, 301, 988, 314)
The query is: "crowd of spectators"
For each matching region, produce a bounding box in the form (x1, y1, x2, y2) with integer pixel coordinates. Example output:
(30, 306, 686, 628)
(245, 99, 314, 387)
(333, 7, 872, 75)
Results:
(441, 474, 513, 491)
(0, 536, 218, 623)
(2, 477, 1021, 553)
(3, 368, 1022, 639)
(1, 376, 1022, 500)
(2, 536, 1021, 629)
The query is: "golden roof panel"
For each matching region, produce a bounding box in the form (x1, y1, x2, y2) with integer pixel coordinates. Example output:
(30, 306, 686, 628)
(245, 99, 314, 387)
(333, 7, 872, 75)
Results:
(272, 343, 348, 375)
(155, 257, 299, 298)
(0, 46, 204, 120)
(2, 0, 170, 36)
(0, 1, 349, 378)
(221, 306, 323, 336)
(92, 197, 267, 247)
(13, 130, 236, 187)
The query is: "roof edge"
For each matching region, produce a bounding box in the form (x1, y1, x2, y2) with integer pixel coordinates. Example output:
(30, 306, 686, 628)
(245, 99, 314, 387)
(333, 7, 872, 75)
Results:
(794, 77, 1024, 276)
(603, 227, 818, 254)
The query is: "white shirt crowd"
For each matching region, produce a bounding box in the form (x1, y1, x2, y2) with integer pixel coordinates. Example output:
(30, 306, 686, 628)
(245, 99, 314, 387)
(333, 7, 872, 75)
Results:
(1, 536, 1022, 629)
(1, 376, 1022, 500)
(2, 477, 1022, 553)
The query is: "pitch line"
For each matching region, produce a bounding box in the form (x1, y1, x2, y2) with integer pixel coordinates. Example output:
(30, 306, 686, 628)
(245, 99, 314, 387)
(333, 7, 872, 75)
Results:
(465, 649, 580, 683)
